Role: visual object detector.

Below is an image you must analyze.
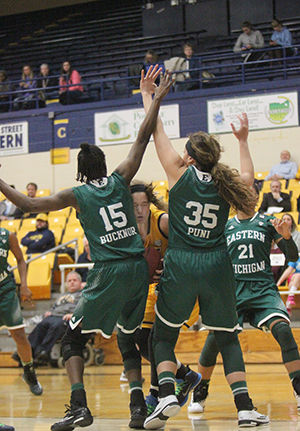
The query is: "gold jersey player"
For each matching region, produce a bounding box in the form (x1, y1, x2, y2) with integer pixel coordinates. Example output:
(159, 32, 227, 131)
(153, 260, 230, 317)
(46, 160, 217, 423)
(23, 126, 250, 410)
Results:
(129, 183, 200, 415)
(0, 228, 42, 398)
(0, 66, 172, 431)
(142, 72, 269, 429)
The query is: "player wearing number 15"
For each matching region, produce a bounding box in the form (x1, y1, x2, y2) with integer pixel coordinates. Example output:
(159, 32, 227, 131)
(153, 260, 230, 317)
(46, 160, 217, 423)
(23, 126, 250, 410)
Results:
(142, 81, 269, 429)
(0, 66, 173, 431)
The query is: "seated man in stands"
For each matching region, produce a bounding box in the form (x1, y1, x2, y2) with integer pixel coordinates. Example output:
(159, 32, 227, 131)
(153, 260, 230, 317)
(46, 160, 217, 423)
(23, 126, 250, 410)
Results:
(14, 182, 38, 219)
(37, 63, 58, 106)
(233, 21, 264, 62)
(265, 150, 297, 180)
(174, 43, 199, 92)
(0, 70, 10, 113)
(28, 271, 83, 362)
(259, 180, 291, 214)
(143, 50, 165, 82)
(21, 213, 55, 254)
(76, 237, 92, 284)
(0, 185, 18, 220)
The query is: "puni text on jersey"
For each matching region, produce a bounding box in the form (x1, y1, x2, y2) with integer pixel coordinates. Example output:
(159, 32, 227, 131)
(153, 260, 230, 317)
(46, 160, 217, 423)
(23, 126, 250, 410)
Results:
(226, 230, 265, 246)
(187, 227, 211, 239)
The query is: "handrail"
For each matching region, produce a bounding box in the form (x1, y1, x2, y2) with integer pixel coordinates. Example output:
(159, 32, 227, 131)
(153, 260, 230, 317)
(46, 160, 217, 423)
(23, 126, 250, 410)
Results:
(59, 262, 94, 293)
(9, 238, 79, 271)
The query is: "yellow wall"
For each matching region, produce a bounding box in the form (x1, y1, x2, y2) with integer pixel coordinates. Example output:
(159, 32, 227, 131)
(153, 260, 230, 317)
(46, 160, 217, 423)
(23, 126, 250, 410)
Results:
(2, 126, 300, 193)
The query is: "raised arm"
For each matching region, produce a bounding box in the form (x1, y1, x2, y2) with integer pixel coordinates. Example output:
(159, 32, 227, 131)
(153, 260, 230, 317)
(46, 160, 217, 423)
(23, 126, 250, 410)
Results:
(231, 113, 254, 186)
(115, 66, 172, 184)
(141, 75, 186, 189)
(0, 181, 78, 213)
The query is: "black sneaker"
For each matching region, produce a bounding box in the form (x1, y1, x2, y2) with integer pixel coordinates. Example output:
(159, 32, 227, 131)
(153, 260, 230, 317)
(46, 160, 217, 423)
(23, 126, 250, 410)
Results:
(188, 383, 209, 414)
(22, 364, 43, 396)
(0, 424, 15, 431)
(51, 404, 93, 431)
(129, 404, 147, 429)
(175, 366, 201, 407)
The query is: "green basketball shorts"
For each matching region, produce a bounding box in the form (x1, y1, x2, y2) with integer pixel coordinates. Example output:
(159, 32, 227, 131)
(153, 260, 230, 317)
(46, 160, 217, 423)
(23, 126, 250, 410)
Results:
(236, 280, 290, 328)
(0, 280, 24, 330)
(70, 256, 149, 338)
(155, 247, 239, 331)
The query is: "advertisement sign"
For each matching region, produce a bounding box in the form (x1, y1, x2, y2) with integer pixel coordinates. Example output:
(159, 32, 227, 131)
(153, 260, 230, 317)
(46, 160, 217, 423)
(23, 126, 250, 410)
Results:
(95, 105, 180, 145)
(207, 92, 298, 134)
(0, 122, 28, 156)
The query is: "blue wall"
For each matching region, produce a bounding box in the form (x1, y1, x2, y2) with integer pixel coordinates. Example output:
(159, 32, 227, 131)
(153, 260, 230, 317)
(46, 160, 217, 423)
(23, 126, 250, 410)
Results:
(1, 76, 300, 154)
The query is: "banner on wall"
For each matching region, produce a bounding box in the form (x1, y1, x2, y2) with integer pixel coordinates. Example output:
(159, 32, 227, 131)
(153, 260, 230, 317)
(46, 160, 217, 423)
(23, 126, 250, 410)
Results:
(54, 118, 69, 147)
(94, 105, 180, 146)
(0, 121, 28, 156)
(207, 92, 299, 134)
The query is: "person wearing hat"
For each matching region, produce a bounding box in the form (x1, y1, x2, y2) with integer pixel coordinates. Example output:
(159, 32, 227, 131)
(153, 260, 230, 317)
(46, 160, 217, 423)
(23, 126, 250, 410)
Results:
(21, 213, 55, 254)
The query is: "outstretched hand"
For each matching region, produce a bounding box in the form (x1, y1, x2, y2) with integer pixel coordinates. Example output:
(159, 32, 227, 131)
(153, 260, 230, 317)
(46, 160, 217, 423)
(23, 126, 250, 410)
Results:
(270, 218, 291, 240)
(231, 112, 249, 142)
(154, 70, 173, 101)
(140, 64, 161, 95)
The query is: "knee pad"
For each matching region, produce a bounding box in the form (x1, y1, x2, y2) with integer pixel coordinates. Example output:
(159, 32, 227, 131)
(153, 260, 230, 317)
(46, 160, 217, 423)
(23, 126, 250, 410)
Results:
(61, 326, 89, 362)
(152, 318, 179, 366)
(271, 321, 299, 363)
(117, 329, 141, 372)
(200, 332, 219, 367)
(214, 330, 245, 375)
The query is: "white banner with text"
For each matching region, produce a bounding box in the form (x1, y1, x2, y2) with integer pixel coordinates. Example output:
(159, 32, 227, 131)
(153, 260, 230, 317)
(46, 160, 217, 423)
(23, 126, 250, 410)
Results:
(0, 122, 29, 156)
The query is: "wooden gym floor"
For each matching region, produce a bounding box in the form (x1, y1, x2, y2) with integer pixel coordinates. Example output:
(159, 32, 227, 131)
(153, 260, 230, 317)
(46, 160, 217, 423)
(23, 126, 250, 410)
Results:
(1, 363, 300, 431)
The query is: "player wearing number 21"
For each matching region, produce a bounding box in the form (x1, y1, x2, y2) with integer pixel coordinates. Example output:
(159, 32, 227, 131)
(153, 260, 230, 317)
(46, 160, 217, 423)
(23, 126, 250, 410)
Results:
(142, 76, 270, 431)
(0, 66, 173, 431)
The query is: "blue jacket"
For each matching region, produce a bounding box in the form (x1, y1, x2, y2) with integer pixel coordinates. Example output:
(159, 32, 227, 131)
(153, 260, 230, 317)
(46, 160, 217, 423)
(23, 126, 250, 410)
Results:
(21, 227, 55, 254)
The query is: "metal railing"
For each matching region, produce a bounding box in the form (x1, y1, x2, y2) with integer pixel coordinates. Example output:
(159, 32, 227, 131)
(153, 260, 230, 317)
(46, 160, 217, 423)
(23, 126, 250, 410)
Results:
(9, 238, 79, 271)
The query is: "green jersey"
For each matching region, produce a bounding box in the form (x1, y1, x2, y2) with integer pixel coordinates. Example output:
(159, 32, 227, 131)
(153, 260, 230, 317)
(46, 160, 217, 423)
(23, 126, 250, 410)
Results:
(73, 172, 144, 262)
(225, 212, 281, 282)
(168, 166, 230, 249)
(0, 228, 13, 287)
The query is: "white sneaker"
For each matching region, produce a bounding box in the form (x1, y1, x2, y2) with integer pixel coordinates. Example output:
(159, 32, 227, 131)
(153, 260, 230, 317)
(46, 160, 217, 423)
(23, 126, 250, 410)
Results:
(238, 410, 269, 427)
(119, 370, 128, 382)
(188, 392, 206, 414)
(144, 395, 180, 429)
(294, 391, 300, 414)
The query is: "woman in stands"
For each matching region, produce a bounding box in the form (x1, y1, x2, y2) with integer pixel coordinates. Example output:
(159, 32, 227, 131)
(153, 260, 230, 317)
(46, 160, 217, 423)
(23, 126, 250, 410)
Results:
(59, 60, 83, 105)
(14, 65, 37, 110)
(127, 182, 200, 416)
(142, 77, 269, 429)
(0, 227, 42, 396)
(188, 129, 300, 418)
(282, 213, 300, 251)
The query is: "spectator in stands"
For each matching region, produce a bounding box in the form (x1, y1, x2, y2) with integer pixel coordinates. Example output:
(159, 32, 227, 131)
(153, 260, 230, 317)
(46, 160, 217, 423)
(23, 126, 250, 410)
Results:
(14, 65, 37, 110)
(259, 180, 291, 214)
(282, 213, 300, 251)
(76, 237, 92, 283)
(21, 213, 55, 254)
(37, 63, 58, 106)
(0, 70, 10, 113)
(265, 150, 297, 180)
(270, 19, 293, 60)
(59, 61, 83, 105)
(14, 182, 38, 219)
(143, 50, 165, 83)
(28, 271, 82, 362)
(174, 43, 200, 92)
(233, 21, 264, 62)
(0, 185, 18, 220)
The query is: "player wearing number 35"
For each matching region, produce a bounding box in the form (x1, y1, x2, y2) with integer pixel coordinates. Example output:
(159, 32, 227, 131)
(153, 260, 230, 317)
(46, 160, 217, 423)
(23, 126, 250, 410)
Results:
(142, 72, 270, 430)
(0, 66, 173, 431)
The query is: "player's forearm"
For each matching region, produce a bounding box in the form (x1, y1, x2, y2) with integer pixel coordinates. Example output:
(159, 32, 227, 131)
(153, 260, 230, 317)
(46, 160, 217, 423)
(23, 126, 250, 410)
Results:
(277, 267, 293, 286)
(0, 180, 34, 212)
(278, 237, 299, 262)
(136, 95, 161, 146)
(239, 140, 254, 184)
(17, 259, 27, 287)
(142, 92, 164, 137)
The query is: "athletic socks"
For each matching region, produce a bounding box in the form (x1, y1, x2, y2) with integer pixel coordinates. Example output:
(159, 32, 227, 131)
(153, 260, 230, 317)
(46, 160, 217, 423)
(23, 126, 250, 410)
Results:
(71, 384, 87, 408)
(230, 381, 254, 412)
(150, 385, 159, 399)
(129, 381, 144, 406)
(158, 371, 175, 398)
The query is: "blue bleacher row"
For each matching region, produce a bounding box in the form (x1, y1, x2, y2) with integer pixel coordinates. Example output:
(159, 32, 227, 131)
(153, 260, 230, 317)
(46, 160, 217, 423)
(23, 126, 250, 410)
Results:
(1, 1, 300, 109)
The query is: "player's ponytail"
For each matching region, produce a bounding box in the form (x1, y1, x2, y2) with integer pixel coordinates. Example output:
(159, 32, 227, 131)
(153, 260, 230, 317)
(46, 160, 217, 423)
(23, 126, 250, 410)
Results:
(188, 132, 257, 215)
(77, 142, 107, 183)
